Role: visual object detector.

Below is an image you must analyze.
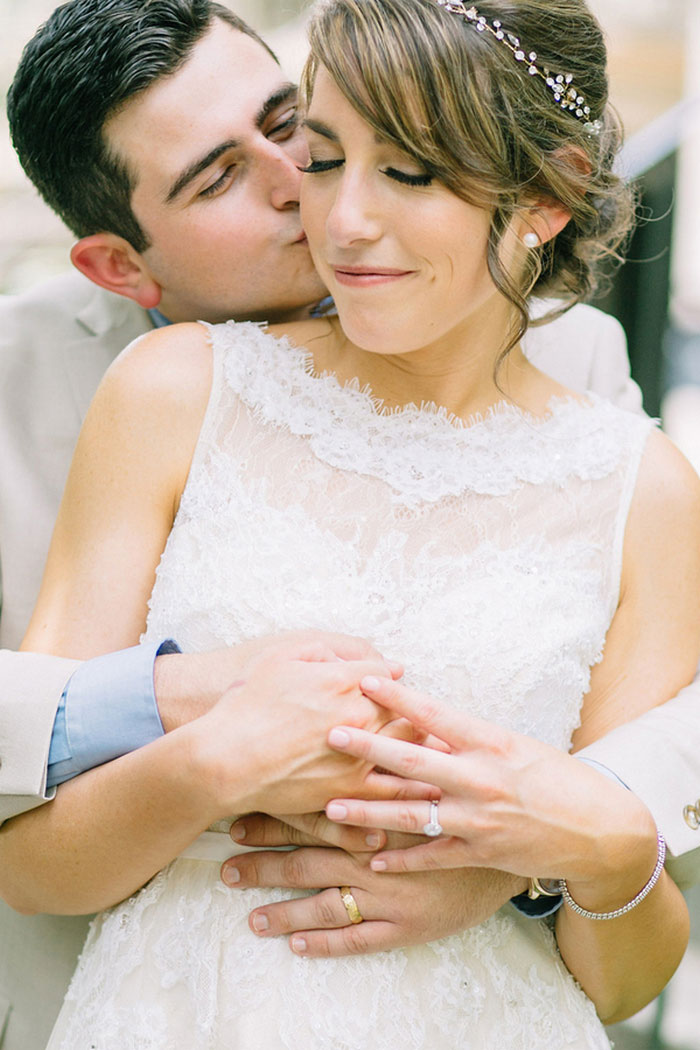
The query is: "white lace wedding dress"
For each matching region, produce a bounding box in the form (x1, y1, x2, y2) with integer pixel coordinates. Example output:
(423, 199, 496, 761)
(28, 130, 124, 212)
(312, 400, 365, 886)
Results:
(47, 320, 653, 1050)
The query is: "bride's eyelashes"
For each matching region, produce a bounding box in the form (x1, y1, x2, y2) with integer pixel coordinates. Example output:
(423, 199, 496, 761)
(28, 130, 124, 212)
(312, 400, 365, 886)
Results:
(299, 157, 433, 188)
(298, 158, 344, 175)
(383, 167, 433, 188)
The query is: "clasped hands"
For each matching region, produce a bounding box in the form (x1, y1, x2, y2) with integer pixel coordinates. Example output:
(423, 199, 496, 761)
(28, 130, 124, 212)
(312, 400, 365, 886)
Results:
(178, 636, 654, 958)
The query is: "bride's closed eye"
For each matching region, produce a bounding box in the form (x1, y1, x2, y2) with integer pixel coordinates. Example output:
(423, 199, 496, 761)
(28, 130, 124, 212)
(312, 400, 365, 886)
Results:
(299, 157, 433, 188)
(382, 167, 433, 188)
(298, 158, 344, 175)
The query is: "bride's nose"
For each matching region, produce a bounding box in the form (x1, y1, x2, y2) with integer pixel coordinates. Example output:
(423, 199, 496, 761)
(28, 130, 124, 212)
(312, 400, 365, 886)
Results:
(326, 171, 383, 247)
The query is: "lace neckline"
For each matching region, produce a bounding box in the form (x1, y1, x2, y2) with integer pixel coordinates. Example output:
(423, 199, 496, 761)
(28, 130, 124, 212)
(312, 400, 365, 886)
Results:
(206, 320, 651, 504)
(272, 321, 593, 433)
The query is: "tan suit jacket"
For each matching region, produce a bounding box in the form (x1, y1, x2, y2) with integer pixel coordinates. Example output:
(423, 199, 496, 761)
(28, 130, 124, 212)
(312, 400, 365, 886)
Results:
(0, 270, 152, 1050)
(524, 306, 700, 882)
(0, 283, 697, 1048)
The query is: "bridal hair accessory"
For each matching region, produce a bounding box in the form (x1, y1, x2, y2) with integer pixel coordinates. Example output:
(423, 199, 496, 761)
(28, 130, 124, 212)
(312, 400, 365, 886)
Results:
(432, 1, 603, 135)
(339, 886, 364, 923)
(522, 232, 540, 249)
(423, 800, 443, 837)
(560, 830, 667, 920)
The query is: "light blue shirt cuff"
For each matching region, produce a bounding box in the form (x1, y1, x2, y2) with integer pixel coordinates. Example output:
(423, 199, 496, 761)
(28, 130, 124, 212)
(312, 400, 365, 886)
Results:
(574, 755, 631, 791)
(47, 640, 179, 787)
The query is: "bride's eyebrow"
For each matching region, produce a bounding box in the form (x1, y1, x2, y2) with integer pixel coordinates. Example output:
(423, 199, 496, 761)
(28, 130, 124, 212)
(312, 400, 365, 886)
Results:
(302, 118, 339, 142)
(303, 118, 391, 149)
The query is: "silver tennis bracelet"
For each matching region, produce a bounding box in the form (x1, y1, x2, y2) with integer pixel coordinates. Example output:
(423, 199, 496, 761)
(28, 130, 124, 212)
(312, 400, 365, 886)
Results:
(559, 831, 667, 921)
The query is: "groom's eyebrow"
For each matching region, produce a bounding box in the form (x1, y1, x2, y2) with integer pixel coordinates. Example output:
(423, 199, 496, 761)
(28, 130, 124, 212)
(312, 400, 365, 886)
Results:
(254, 83, 298, 130)
(166, 141, 239, 203)
(165, 83, 299, 204)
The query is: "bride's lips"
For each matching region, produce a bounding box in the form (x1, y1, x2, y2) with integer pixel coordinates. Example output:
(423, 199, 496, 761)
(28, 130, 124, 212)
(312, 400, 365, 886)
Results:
(332, 264, 415, 287)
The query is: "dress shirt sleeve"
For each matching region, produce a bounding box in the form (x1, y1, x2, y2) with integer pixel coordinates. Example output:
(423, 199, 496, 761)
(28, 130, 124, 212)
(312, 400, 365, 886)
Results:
(47, 640, 179, 787)
(574, 755, 630, 790)
(576, 673, 700, 889)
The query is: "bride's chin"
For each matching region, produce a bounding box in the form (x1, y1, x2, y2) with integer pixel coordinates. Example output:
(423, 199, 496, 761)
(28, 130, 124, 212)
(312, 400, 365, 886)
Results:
(335, 314, 417, 357)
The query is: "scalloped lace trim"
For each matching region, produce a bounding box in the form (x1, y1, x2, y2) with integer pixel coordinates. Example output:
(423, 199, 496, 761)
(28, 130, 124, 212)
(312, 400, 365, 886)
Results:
(203, 320, 651, 504)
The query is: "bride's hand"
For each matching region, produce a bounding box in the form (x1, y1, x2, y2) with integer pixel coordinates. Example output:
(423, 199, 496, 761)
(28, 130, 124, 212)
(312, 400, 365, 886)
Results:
(226, 786, 438, 855)
(323, 676, 656, 885)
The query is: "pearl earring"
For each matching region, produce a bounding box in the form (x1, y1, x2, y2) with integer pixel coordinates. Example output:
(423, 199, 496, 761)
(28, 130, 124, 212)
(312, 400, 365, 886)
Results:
(523, 232, 541, 249)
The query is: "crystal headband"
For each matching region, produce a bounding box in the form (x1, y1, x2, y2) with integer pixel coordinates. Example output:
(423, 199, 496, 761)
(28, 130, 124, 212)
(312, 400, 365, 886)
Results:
(433, 1, 603, 135)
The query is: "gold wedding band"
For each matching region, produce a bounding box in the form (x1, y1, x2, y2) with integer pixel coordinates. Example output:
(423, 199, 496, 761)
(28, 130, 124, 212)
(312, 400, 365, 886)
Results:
(339, 886, 364, 924)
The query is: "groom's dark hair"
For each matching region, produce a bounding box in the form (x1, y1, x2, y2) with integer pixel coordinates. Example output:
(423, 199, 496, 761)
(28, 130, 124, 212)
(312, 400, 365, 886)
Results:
(7, 0, 277, 253)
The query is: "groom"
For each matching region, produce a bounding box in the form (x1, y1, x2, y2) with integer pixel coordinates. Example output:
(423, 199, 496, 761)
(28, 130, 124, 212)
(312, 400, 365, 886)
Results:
(1, 2, 699, 1048)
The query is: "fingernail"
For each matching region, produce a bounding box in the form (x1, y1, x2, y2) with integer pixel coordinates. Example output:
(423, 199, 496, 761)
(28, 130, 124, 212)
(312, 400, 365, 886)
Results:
(230, 822, 246, 842)
(222, 865, 241, 886)
(326, 802, 348, 820)
(328, 728, 351, 749)
(370, 858, 388, 872)
(387, 661, 403, 675)
(366, 832, 382, 849)
(291, 936, 307, 955)
(361, 675, 381, 691)
(252, 913, 269, 933)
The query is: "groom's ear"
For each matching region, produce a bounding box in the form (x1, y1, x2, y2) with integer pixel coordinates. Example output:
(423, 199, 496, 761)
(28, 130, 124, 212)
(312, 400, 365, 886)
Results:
(71, 233, 163, 310)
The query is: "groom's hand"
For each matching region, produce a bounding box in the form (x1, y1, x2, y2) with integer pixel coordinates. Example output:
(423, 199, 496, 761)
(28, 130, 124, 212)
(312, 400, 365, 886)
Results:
(185, 642, 419, 818)
(155, 630, 403, 732)
(221, 846, 525, 956)
(229, 812, 388, 853)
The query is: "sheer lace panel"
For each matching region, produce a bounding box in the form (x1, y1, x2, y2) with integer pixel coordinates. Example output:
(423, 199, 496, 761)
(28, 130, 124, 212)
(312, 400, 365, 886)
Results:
(49, 320, 651, 1050)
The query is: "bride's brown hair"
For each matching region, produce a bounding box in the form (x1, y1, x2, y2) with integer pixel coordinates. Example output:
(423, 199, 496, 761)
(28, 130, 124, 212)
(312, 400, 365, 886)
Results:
(301, 0, 634, 359)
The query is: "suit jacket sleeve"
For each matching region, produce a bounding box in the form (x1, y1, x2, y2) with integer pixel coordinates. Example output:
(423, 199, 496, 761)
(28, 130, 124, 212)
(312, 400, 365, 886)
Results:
(580, 316, 700, 884)
(528, 303, 700, 885)
(582, 321, 700, 885)
(0, 651, 80, 823)
(0, 272, 151, 823)
(578, 675, 700, 889)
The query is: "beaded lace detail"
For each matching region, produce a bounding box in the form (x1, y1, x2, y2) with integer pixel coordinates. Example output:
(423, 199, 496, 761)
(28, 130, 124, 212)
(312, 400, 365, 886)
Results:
(48, 321, 652, 1050)
(215, 321, 639, 504)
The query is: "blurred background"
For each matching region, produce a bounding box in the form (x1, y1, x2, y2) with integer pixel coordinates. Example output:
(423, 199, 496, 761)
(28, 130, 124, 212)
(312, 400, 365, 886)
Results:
(1, 1, 699, 1046)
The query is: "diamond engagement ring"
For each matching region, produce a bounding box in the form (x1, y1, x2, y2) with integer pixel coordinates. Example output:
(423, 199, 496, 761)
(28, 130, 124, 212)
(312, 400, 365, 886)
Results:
(423, 800, 443, 837)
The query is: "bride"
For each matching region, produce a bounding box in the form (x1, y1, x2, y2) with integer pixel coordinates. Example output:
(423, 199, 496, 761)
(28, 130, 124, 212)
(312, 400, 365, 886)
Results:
(7, 0, 700, 1046)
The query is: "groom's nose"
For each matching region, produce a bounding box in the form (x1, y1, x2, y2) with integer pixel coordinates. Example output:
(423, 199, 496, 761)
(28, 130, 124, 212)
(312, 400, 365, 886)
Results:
(261, 140, 304, 211)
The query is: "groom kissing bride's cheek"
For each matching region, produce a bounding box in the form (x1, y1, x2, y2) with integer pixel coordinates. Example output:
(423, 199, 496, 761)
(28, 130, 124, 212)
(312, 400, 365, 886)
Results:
(0, 1, 698, 1049)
